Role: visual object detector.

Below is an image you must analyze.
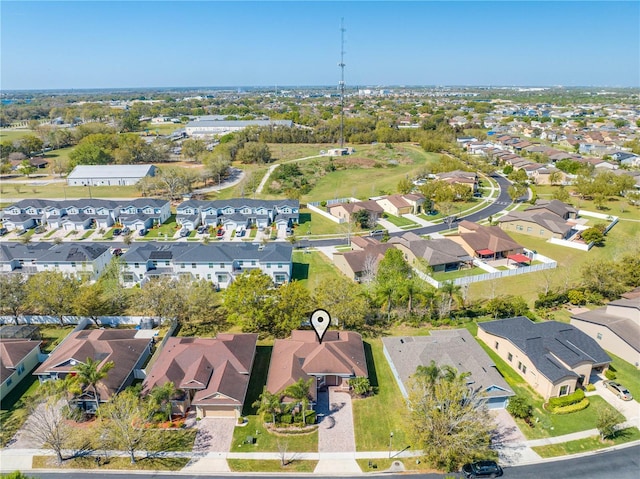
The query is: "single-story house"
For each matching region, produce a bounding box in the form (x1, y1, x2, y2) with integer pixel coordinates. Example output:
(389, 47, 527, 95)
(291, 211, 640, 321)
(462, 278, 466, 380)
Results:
(389, 232, 473, 273)
(449, 221, 524, 260)
(67, 164, 157, 187)
(524, 200, 578, 220)
(0, 339, 42, 401)
(478, 317, 611, 400)
(266, 330, 367, 406)
(142, 333, 258, 418)
(34, 329, 153, 412)
(374, 193, 426, 216)
(327, 200, 384, 225)
(383, 330, 514, 408)
(333, 240, 393, 282)
(498, 211, 574, 240)
(570, 298, 640, 369)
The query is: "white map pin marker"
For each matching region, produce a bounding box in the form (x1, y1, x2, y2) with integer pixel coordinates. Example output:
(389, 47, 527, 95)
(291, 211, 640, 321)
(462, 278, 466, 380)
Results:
(310, 309, 331, 344)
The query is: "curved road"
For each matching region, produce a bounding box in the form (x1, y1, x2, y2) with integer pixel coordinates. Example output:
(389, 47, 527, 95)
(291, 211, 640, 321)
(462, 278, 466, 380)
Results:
(25, 444, 640, 479)
(308, 174, 513, 248)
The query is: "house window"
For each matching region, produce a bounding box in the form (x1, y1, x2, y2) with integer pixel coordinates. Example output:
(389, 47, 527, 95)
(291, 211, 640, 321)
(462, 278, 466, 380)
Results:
(274, 274, 286, 284)
(134, 263, 139, 268)
(494, 341, 499, 350)
(597, 332, 602, 340)
(217, 274, 226, 283)
(518, 361, 523, 371)
(540, 230, 545, 235)
(192, 263, 196, 268)
(522, 364, 527, 374)
(278, 263, 283, 268)
(526, 227, 532, 232)
(17, 364, 25, 375)
(207, 274, 211, 280)
(181, 264, 185, 269)
(165, 261, 170, 266)
(71, 262, 76, 267)
(220, 263, 225, 268)
(251, 261, 256, 266)
(516, 225, 523, 231)
(507, 353, 513, 362)
(6, 377, 11, 386)
(559, 385, 569, 396)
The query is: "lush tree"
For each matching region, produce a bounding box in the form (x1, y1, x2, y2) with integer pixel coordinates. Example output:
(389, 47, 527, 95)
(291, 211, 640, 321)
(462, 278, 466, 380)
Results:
(507, 183, 528, 202)
(19, 160, 37, 177)
(283, 378, 314, 425)
(223, 270, 274, 333)
(155, 166, 199, 200)
(397, 177, 413, 194)
(147, 382, 177, 422)
(73, 282, 112, 325)
(374, 248, 412, 318)
(68, 142, 112, 168)
(181, 138, 207, 162)
(407, 365, 493, 471)
(26, 271, 79, 325)
(549, 170, 563, 186)
(0, 275, 29, 324)
(74, 356, 114, 409)
(597, 406, 623, 440)
(99, 388, 153, 463)
(507, 395, 533, 420)
(353, 209, 371, 229)
(136, 277, 181, 320)
(268, 281, 315, 338)
(348, 377, 372, 396)
(253, 387, 282, 424)
(314, 277, 369, 330)
(485, 295, 530, 319)
(120, 113, 141, 132)
(555, 159, 582, 174)
(179, 279, 225, 336)
(236, 142, 272, 164)
(16, 135, 43, 156)
(552, 185, 570, 202)
(580, 227, 605, 246)
(581, 260, 626, 300)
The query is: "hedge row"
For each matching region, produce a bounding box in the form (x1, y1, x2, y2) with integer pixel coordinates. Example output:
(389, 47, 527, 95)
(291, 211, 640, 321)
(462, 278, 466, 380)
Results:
(278, 410, 316, 426)
(550, 398, 590, 415)
(548, 389, 585, 409)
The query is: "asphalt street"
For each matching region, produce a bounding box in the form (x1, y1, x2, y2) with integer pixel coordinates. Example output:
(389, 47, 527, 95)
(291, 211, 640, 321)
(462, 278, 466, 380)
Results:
(24, 444, 640, 478)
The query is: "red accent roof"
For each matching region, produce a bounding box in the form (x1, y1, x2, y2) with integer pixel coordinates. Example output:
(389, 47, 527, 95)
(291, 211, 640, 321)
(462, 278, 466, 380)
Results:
(476, 249, 494, 255)
(508, 254, 531, 263)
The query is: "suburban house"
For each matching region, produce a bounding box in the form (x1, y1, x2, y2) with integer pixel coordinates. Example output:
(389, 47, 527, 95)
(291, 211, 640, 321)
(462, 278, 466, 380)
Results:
(383, 329, 514, 409)
(327, 200, 384, 225)
(142, 334, 258, 418)
(67, 164, 157, 186)
(449, 221, 524, 260)
(373, 193, 426, 216)
(0, 242, 112, 280)
(478, 317, 611, 400)
(433, 170, 478, 192)
(176, 199, 299, 232)
(1, 198, 171, 232)
(34, 329, 153, 411)
(332, 237, 393, 281)
(185, 118, 293, 137)
(266, 330, 368, 406)
(120, 241, 293, 288)
(498, 200, 578, 240)
(389, 232, 473, 273)
(0, 339, 42, 401)
(570, 298, 640, 368)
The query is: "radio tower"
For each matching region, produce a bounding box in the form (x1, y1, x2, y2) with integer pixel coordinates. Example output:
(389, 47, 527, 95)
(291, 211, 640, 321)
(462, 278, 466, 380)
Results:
(339, 18, 346, 148)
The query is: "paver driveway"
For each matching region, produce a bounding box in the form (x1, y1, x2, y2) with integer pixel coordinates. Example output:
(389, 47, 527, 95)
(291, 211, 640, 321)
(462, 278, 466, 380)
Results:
(316, 387, 356, 453)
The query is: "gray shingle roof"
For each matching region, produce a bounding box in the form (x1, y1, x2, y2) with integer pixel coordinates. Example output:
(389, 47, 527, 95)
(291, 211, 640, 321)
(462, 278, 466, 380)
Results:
(479, 317, 611, 383)
(67, 165, 155, 179)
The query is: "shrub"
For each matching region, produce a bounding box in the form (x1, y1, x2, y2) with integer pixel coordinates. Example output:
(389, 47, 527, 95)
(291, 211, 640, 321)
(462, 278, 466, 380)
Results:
(551, 398, 590, 415)
(507, 395, 532, 420)
(585, 384, 596, 392)
(304, 410, 316, 425)
(349, 377, 372, 396)
(279, 414, 293, 425)
(604, 369, 617, 380)
(548, 389, 585, 409)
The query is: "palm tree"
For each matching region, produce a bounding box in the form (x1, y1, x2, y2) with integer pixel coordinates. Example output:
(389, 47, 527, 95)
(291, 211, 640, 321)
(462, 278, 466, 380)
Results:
(252, 387, 281, 424)
(74, 357, 114, 410)
(148, 382, 177, 422)
(283, 378, 314, 425)
(438, 281, 462, 318)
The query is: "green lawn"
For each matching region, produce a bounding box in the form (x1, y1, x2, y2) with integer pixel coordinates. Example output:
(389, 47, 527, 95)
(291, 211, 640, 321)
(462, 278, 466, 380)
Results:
(292, 250, 344, 291)
(532, 427, 640, 458)
(476, 337, 625, 439)
(32, 455, 188, 471)
(228, 459, 318, 473)
(231, 415, 318, 452)
(0, 182, 139, 199)
(145, 215, 179, 239)
(242, 345, 272, 416)
(298, 209, 344, 236)
(381, 213, 417, 228)
(80, 229, 95, 239)
(39, 325, 75, 353)
(431, 266, 486, 281)
(352, 339, 411, 451)
(0, 129, 36, 142)
(0, 371, 40, 447)
(607, 352, 640, 401)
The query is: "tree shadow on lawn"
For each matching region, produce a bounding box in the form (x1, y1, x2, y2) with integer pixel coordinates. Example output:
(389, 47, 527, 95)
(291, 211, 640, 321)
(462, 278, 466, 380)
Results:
(362, 342, 379, 391)
(242, 345, 273, 416)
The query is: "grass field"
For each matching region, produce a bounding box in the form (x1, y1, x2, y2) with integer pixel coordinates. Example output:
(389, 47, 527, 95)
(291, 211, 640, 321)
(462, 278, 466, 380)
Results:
(532, 427, 640, 458)
(297, 209, 345, 236)
(432, 266, 486, 281)
(292, 250, 344, 291)
(381, 213, 417, 228)
(0, 129, 35, 142)
(352, 339, 411, 451)
(607, 352, 640, 401)
(228, 459, 318, 473)
(0, 181, 139, 200)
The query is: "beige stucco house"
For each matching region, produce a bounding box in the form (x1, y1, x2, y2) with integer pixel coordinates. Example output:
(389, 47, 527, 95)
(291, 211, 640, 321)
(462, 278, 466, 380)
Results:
(0, 339, 42, 401)
(478, 317, 610, 400)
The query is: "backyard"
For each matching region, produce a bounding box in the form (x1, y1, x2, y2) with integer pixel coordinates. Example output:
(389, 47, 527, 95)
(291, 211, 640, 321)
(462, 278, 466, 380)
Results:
(291, 250, 344, 291)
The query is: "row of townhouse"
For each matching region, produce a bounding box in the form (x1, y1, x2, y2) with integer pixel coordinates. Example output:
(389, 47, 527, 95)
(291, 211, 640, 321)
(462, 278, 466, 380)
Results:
(1, 199, 171, 232)
(176, 199, 299, 231)
(120, 241, 293, 288)
(0, 241, 293, 287)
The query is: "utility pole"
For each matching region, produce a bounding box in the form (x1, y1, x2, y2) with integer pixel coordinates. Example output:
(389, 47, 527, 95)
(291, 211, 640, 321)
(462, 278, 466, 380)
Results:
(339, 18, 346, 148)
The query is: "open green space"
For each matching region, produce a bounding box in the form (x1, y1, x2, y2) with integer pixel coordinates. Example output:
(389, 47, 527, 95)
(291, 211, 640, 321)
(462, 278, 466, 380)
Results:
(532, 427, 640, 458)
(32, 455, 189, 471)
(231, 415, 318, 452)
(228, 459, 318, 473)
(297, 209, 344, 236)
(468, 218, 640, 305)
(140, 122, 183, 136)
(292, 250, 344, 291)
(0, 181, 139, 199)
(0, 129, 35, 142)
(352, 339, 410, 451)
(607, 352, 640, 401)
(381, 213, 417, 228)
(534, 185, 640, 220)
(476, 337, 625, 439)
(267, 143, 334, 162)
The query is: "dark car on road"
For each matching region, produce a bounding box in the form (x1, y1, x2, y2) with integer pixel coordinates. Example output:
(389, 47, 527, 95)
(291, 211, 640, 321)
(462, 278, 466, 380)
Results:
(112, 228, 122, 236)
(138, 228, 148, 237)
(0, 227, 8, 236)
(462, 460, 503, 478)
(604, 380, 633, 401)
(122, 227, 131, 235)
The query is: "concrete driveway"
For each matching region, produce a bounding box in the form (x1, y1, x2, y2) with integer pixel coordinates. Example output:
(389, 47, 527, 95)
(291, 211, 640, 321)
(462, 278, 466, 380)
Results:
(590, 376, 640, 428)
(490, 408, 541, 466)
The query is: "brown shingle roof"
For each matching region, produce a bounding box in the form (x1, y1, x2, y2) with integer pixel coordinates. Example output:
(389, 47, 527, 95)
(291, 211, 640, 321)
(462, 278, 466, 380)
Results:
(1, 339, 41, 381)
(266, 330, 368, 401)
(458, 221, 523, 254)
(142, 334, 257, 407)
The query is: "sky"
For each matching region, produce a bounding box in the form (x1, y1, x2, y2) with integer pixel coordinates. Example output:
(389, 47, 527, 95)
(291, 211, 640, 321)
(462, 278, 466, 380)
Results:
(1, 1, 639, 90)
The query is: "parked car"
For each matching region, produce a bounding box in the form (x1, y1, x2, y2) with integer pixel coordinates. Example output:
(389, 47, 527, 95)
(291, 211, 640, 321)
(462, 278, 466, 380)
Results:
(604, 381, 633, 401)
(238, 229, 246, 237)
(138, 228, 148, 237)
(197, 225, 207, 234)
(462, 460, 503, 478)
(112, 228, 122, 236)
(370, 229, 383, 236)
(179, 228, 190, 237)
(16, 229, 27, 236)
(0, 227, 7, 236)
(111, 248, 122, 256)
(216, 229, 225, 238)
(122, 227, 131, 235)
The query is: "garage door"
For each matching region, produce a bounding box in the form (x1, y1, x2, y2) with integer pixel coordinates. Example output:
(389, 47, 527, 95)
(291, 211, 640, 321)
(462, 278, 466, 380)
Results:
(200, 406, 237, 418)
(486, 397, 508, 409)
